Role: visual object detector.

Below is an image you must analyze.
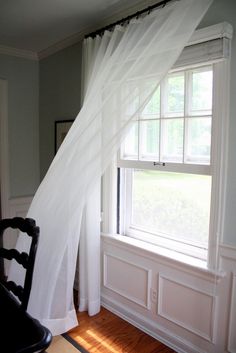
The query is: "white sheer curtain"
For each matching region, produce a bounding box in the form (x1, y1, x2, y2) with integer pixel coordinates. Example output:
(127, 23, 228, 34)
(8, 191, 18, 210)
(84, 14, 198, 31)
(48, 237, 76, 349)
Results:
(9, 0, 212, 335)
(78, 38, 102, 316)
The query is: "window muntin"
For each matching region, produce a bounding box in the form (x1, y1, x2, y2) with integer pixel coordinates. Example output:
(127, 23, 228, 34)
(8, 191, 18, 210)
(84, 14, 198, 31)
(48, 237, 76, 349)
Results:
(119, 64, 214, 260)
(121, 65, 213, 166)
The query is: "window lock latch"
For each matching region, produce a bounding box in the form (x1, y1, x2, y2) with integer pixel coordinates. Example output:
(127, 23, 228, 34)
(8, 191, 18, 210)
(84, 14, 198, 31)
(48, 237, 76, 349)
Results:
(153, 162, 165, 166)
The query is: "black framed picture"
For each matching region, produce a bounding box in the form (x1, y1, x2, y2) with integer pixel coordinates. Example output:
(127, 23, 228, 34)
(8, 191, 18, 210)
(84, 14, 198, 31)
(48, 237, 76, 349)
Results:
(55, 120, 74, 154)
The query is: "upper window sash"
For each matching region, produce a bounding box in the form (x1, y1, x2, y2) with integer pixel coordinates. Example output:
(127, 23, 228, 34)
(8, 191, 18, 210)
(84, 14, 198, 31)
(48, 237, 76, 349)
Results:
(119, 64, 213, 172)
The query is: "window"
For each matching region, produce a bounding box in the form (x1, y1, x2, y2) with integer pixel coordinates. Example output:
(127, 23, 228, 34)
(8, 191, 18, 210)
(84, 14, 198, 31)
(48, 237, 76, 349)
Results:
(118, 65, 213, 260)
(102, 24, 232, 267)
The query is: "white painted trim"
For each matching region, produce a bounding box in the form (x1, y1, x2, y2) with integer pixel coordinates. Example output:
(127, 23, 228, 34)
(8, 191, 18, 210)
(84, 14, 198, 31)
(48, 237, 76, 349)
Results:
(9, 196, 33, 208)
(38, 32, 84, 60)
(157, 274, 216, 342)
(103, 252, 152, 309)
(0, 18, 232, 62)
(9, 196, 33, 218)
(117, 159, 211, 175)
(102, 161, 117, 234)
(0, 79, 10, 218)
(228, 272, 236, 353)
(101, 293, 208, 353)
(38, 0, 160, 59)
(0, 45, 38, 61)
(219, 243, 236, 261)
(2, 195, 32, 275)
(208, 60, 231, 269)
(102, 234, 225, 282)
(189, 22, 233, 46)
(38, 8, 232, 60)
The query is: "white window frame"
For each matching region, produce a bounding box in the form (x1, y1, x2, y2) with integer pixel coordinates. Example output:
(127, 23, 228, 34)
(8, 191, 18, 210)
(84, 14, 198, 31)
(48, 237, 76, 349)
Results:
(102, 23, 232, 270)
(120, 64, 213, 169)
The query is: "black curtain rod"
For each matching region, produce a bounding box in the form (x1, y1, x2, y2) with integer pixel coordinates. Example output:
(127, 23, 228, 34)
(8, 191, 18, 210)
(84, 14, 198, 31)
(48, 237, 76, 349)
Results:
(85, 0, 177, 39)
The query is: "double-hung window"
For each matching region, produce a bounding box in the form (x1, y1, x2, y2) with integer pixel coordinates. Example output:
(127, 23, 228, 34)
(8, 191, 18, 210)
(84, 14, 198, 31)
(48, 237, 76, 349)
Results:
(119, 65, 213, 261)
(103, 23, 232, 267)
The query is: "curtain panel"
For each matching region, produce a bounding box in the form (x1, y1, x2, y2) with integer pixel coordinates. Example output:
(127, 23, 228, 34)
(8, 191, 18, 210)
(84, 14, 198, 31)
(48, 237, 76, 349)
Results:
(9, 0, 212, 335)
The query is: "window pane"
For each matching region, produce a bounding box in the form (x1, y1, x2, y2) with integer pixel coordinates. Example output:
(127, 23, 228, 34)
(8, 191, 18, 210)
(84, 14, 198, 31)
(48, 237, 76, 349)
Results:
(139, 120, 159, 160)
(142, 86, 160, 118)
(166, 72, 184, 117)
(131, 170, 211, 245)
(161, 119, 183, 162)
(121, 122, 138, 159)
(191, 68, 212, 115)
(186, 117, 211, 164)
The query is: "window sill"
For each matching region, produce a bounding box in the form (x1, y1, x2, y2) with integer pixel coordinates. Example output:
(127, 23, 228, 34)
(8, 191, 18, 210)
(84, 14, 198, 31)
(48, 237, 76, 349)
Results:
(101, 233, 225, 282)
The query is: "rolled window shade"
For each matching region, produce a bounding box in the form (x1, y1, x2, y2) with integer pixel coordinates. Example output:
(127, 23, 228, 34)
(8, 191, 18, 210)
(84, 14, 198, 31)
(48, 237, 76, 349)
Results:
(174, 22, 233, 68)
(175, 37, 230, 68)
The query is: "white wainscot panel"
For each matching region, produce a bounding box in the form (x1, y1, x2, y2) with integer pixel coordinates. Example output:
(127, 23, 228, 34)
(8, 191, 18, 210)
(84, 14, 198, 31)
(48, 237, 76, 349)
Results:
(5, 196, 33, 248)
(158, 275, 215, 342)
(103, 252, 151, 309)
(228, 273, 236, 353)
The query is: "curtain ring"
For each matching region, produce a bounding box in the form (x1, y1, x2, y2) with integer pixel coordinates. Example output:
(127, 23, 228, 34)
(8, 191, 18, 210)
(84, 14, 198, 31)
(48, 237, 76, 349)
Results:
(162, 1, 167, 8)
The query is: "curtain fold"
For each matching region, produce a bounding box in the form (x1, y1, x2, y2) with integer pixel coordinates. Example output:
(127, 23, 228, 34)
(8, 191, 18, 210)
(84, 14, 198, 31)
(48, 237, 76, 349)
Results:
(78, 182, 101, 316)
(9, 0, 213, 335)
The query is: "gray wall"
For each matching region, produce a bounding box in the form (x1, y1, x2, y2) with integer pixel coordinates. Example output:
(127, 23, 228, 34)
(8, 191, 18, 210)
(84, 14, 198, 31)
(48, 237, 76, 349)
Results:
(39, 42, 82, 179)
(200, 0, 236, 246)
(0, 54, 39, 198)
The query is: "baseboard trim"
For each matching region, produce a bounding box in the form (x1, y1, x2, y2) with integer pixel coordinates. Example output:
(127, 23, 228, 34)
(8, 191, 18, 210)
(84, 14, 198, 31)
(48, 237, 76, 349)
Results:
(101, 294, 207, 353)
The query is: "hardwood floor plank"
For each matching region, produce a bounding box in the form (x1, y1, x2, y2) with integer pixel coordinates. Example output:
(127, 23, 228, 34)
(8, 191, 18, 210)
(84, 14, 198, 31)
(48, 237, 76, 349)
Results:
(68, 307, 175, 353)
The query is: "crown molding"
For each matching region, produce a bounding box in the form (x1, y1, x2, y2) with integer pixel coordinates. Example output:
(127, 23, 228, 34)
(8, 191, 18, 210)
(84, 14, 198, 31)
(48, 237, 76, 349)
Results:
(0, 0, 159, 61)
(1, 4, 233, 63)
(37, 31, 85, 60)
(38, 21, 234, 61)
(0, 45, 38, 60)
(38, 0, 159, 60)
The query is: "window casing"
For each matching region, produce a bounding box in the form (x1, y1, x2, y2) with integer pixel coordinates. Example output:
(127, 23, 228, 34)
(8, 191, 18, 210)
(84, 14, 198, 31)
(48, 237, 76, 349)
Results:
(102, 23, 232, 268)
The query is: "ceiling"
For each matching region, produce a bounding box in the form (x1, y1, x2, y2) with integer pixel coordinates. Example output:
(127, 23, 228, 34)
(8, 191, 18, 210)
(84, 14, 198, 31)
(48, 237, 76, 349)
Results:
(0, 0, 153, 54)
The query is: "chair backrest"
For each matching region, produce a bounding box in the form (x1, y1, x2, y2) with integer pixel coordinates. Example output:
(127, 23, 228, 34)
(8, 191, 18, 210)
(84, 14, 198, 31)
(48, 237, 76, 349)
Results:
(0, 217, 39, 311)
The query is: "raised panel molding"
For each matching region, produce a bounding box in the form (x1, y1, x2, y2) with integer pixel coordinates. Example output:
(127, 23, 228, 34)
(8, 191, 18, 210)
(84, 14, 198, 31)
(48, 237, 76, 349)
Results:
(101, 238, 236, 353)
(228, 273, 236, 353)
(101, 293, 208, 353)
(9, 196, 33, 218)
(103, 252, 152, 309)
(158, 274, 216, 342)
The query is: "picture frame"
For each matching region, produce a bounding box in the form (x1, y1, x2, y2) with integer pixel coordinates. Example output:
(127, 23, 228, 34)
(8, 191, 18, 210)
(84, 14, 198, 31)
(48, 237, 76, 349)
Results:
(55, 119, 74, 154)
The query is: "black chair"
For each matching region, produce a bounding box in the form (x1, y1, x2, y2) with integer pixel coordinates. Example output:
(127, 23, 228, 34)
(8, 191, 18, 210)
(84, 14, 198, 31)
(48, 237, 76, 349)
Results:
(0, 217, 52, 353)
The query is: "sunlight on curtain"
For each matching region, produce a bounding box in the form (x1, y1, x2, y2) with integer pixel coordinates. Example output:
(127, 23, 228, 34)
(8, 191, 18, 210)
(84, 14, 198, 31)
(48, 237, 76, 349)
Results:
(9, 0, 213, 335)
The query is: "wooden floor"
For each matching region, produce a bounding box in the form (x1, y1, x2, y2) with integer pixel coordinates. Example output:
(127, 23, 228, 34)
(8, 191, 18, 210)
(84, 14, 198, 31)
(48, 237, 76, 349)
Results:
(68, 307, 175, 353)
